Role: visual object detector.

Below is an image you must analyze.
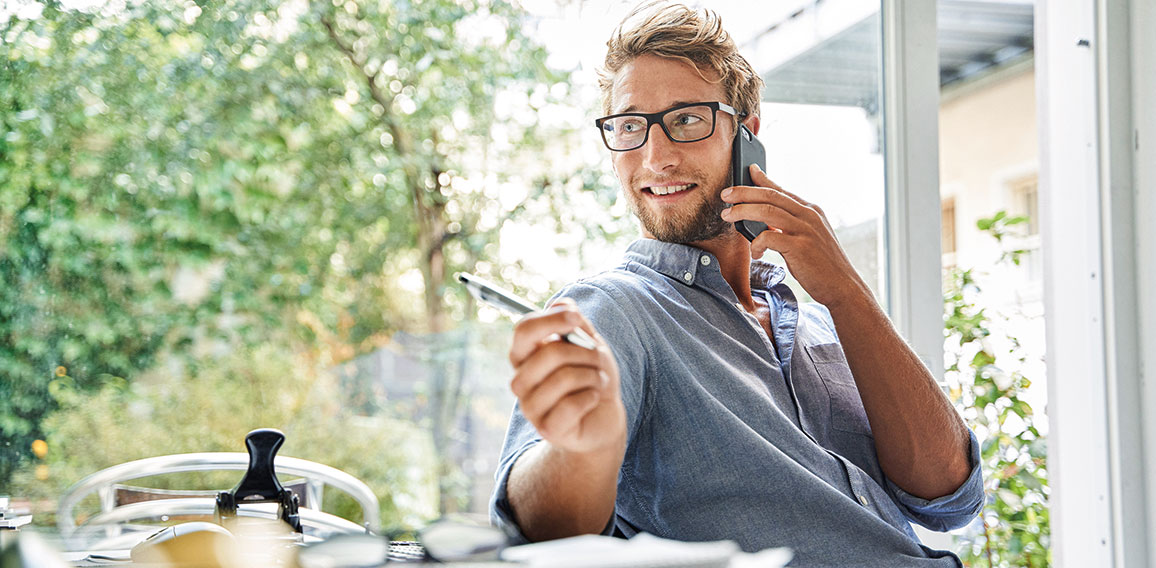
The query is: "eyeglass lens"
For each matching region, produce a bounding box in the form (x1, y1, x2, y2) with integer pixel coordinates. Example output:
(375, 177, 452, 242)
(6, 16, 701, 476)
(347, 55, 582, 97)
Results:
(601, 104, 717, 151)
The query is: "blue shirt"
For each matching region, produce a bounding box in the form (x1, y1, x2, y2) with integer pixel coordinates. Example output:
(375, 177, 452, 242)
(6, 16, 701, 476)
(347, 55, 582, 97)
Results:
(491, 239, 983, 566)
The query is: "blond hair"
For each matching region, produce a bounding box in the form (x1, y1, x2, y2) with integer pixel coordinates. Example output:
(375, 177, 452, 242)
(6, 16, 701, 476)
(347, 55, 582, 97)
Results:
(598, 1, 764, 119)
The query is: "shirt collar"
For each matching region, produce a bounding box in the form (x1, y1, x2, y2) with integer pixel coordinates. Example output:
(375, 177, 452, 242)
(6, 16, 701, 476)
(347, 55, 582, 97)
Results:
(623, 238, 787, 291)
(749, 260, 787, 290)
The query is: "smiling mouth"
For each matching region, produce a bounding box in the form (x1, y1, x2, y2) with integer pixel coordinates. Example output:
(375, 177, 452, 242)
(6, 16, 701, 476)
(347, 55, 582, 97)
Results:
(645, 183, 696, 196)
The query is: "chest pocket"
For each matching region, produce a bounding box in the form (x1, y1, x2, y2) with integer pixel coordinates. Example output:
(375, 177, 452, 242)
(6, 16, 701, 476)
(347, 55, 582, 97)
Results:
(804, 343, 872, 436)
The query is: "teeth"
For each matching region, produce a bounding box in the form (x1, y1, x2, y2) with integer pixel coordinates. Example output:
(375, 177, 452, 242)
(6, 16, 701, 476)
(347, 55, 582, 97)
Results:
(650, 184, 693, 196)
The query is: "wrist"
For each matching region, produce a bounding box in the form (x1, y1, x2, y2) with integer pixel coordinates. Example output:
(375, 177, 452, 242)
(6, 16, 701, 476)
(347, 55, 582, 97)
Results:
(822, 278, 878, 317)
(547, 420, 627, 464)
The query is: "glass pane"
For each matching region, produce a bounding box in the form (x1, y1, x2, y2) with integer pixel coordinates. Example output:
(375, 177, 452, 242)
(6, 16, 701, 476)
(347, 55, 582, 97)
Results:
(0, 0, 940, 558)
(746, 4, 886, 303)
(937, 0, 1048, 563)
(0, 0, 618, 542)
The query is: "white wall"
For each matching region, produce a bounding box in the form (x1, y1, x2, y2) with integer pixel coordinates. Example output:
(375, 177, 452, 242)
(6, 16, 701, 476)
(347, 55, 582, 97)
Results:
(940, 66, 1038, 277)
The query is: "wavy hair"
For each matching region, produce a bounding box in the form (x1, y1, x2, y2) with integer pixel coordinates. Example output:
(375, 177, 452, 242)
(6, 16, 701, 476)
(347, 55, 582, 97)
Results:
(598, 1, 764, 119)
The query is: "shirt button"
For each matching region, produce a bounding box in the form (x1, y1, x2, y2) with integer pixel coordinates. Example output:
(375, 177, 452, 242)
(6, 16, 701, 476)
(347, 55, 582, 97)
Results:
(857, 494, 869, 506)
(700, 255, 711, 266)
(682, 271, 693, 282)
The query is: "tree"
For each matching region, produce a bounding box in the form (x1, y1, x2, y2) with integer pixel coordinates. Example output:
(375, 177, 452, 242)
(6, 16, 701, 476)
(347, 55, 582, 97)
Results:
(0, 0, 614, 506)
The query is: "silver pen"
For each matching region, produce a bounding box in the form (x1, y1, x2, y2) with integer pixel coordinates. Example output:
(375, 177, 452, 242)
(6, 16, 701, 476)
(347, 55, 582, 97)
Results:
(456, 272, 598, 350)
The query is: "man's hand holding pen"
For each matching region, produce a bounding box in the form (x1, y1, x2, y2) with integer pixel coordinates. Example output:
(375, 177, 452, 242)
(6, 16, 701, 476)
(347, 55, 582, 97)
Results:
(508, 299, 626, 455)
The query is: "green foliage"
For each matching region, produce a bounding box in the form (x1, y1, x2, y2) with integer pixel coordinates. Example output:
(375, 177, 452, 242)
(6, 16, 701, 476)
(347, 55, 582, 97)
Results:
(974, 211, 1033, 266)
(8, 339, 439, 530)
(0, 0, 616, 490)
(946, 212, 1050, 567)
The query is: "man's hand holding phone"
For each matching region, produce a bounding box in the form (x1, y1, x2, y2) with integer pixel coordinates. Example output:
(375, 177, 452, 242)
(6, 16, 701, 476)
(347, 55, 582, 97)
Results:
(720, 164, 872, 311)
(508, 299, 627, 455)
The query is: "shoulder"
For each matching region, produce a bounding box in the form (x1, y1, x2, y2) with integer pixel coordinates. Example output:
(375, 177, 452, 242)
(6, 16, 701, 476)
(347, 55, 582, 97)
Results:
(549, 266, 661, 363)
(551, 261, 670, 315)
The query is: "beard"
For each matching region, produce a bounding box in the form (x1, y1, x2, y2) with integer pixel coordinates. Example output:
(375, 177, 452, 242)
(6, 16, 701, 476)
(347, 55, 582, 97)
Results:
(625, 166, 734, 244)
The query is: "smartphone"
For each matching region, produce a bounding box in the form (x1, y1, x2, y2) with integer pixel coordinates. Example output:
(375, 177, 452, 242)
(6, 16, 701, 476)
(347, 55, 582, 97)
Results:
(456, 272, 597, 350)
(729, 123, 768, 242)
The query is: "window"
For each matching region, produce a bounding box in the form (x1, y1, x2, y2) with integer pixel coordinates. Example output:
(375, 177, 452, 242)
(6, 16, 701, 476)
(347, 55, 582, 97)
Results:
(4, 0, 959, 552)
(941, 196, 957, 263)
(937, 1, 1047, 562)
(1011, 176, 1040, 236)
(1008, 174, 1043, 289)
(747, 2, 887, 304)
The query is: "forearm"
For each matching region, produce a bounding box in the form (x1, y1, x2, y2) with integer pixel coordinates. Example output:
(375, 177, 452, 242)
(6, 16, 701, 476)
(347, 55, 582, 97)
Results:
(827, 286, 972, 499)
(506, 437, 625, 542)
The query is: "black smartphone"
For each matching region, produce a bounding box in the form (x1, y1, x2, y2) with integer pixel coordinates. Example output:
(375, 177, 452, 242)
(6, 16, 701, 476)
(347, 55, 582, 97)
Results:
(729, 123, 767, 242)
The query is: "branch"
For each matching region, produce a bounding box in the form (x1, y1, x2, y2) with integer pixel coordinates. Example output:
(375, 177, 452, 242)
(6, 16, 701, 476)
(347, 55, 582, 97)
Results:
(319, 13, 410, 158)
(321, 10, 435, 267)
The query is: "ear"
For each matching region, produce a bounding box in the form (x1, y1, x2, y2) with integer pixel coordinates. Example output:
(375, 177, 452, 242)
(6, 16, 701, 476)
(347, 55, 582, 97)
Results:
(744, 114, 761, 137)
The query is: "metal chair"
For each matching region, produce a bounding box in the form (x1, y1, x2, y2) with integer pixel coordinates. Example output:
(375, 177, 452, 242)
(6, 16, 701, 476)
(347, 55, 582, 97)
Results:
(57, 429, 381, 548)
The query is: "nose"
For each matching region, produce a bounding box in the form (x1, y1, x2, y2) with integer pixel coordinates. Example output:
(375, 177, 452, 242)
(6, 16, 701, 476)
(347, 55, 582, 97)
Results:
(641, 122, 680, 174)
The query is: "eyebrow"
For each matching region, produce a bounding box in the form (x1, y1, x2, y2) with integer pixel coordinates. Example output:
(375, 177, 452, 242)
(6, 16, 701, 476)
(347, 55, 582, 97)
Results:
(615, 100, 703, 115)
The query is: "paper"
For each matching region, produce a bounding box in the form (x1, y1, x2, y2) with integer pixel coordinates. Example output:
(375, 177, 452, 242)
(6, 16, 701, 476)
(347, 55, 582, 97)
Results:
(500, 533, 791, 568)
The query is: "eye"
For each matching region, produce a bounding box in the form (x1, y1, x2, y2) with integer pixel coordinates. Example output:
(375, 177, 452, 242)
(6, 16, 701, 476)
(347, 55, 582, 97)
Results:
(620, 119, 645, 132)
(672, 112, 704, 126)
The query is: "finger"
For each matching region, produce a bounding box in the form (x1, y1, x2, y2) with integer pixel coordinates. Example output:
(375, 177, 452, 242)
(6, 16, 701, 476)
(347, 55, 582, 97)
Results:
(749, 228, 797, 259)
(750, 163, 784, 191)
(509, 303, 594, 367)
(539, 388, 601, 440)
(721, 184, 809, 218)
(750, 164, 811, 208)
(721, 204, 806, 234)
(809, 202, 833, 228)
(545, 297, 602, 342)
(510, 340, 602, 400)
(734, 167, 832, 229)
(519, 366, 604, 426)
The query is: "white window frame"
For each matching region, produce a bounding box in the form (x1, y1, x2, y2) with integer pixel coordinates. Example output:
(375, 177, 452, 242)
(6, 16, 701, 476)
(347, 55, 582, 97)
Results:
(1037, 0, 1155, 565)
(880, 0, 952, 551)
(886, 2, 1156, 564)
(880, 0, 944, 382)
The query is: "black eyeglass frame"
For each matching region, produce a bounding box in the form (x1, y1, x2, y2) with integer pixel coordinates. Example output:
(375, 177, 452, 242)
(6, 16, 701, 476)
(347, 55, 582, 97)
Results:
(594, 101, 741, 152)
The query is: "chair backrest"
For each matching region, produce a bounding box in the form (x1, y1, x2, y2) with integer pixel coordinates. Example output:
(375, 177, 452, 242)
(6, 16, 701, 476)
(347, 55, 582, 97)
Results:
(108, 478, 313, 521)
(57, 453, 380, 537)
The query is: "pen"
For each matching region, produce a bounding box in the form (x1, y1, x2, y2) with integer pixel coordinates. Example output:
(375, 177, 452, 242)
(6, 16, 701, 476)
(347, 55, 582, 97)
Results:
(456, 272, 598, 351)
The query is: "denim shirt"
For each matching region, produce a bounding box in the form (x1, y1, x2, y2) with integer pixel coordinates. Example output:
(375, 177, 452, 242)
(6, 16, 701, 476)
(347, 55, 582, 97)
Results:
(490, 239, 984, 566)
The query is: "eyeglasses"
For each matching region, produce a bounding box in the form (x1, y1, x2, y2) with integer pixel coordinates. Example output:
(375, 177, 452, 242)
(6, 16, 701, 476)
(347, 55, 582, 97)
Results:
(594, 101, 739, 152)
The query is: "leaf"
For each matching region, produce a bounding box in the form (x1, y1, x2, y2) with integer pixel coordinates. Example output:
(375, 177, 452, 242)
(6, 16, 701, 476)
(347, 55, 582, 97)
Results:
(996, 488, 1024, 510)
(1028, 437, 1048, 459)
(1012, 399, 1034, 418)
(1015, 468, 1046, 493)
(971, 350, 996, 368)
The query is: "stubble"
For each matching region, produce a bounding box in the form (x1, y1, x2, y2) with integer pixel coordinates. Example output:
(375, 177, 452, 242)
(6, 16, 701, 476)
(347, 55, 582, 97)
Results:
(626, 166, 734, 244)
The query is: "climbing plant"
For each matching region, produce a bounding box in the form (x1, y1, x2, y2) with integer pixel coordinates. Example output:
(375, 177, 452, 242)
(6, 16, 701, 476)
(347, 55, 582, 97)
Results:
(946, 211, 1050, 567)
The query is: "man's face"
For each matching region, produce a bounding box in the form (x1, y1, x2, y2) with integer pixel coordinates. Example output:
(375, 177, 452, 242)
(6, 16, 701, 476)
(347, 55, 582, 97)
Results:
(608, 54, 736, 244)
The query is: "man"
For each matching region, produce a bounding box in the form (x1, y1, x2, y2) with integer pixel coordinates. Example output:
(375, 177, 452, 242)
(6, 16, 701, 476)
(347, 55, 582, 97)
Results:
(489, 3, 983, 565)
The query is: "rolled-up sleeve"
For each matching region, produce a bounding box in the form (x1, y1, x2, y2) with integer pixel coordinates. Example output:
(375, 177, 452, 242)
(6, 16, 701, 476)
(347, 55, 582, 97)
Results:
(488, 423, 540, 544)
(887, 429, 985, 531)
